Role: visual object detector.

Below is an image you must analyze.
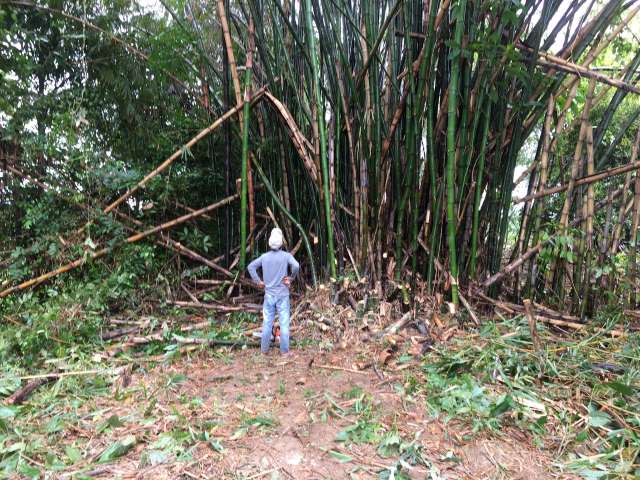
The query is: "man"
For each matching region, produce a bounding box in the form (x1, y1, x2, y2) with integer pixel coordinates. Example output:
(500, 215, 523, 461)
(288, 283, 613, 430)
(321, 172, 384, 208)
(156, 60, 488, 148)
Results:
(248, 227, 300, 355)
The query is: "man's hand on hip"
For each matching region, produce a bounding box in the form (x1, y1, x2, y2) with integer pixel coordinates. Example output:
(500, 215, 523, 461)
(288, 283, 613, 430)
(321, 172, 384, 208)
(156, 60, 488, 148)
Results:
(282, 277, 290, 287)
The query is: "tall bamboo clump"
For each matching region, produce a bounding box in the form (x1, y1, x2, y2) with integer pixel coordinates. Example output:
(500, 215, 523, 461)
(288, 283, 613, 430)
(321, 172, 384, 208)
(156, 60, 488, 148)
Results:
(2, 0, 640, 313)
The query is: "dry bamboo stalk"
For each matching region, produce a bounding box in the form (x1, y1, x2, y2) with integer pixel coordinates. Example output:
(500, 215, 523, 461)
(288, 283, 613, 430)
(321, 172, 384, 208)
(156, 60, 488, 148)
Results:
(629, 129, 640, 304)
(515, 95, 555, 261)
(628, 128, 640, 238)
(101, 88, 266, 217)
(586, 125, 595, 250)
(263, 92, 318, 183)
(485, 187, 625, 289)
(610, 172, 633, 255)
(0, 193, 241, 298)
(515, 161, 640, 204)
(533, 315, 624, 338)
(560, 4, 640, 94)
(0, 161, 236, 282)
(487, 299, 625, 337)
(216, 0, 243, 111)
(519, 43, 640, 94)
(518, 0, 631, 134)
(559, 80, 596, 230)
(547, 83, 592, 292)
(278, 142, 293, 241)
(246, 19, 256, 253)
(168, 301, 259, 312)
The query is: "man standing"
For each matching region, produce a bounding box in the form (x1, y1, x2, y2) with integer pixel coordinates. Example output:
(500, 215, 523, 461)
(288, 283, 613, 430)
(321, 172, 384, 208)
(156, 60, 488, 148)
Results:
(248, 227, 300, 355)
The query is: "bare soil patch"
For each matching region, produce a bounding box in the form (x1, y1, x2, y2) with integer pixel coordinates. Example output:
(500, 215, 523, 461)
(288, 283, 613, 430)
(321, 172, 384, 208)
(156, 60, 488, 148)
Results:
(49, 344, 575, 479)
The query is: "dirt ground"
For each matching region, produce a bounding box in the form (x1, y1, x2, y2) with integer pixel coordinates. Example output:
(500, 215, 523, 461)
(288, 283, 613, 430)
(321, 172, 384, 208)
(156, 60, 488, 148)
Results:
(48, 343, 579, 480)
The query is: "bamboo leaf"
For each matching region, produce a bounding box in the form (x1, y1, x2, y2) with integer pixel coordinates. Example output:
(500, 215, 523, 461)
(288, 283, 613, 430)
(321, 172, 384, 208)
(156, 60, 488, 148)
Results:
(98, 435, 137, 463)
(329, 450, 353, 463)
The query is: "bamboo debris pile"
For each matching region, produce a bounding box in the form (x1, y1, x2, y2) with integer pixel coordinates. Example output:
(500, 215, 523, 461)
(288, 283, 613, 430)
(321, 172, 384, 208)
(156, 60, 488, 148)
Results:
(1, 0, 640, 320)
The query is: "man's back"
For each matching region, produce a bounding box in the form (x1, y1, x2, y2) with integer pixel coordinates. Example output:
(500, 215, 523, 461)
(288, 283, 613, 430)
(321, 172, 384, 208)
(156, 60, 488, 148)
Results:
(248, 250, 299, 297)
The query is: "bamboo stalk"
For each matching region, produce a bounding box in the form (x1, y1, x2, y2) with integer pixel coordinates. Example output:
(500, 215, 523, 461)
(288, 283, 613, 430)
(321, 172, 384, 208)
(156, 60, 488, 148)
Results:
(263, 92, 318, 184)
(304, 0, 336, 279)
(484, 187, 625, 289)
(470, 96, 492, 278)
(628, 128, 640, 306)
(585, 125, 595, 250)
(239, 18, 255, 274)
(216, 0, 243, 110)
(445, 0, 466, 307)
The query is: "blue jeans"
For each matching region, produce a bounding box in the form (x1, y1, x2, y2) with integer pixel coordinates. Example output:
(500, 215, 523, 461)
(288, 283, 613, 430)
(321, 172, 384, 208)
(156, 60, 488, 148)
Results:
(261, 294, 290, 353)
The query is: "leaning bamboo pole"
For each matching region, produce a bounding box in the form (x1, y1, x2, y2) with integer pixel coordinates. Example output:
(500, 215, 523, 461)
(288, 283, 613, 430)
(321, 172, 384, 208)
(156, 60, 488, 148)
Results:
(585, 125, 595, 251)
(216, 0, 243, 112)
(559, 80, 596, 230)
(515, 161, 640, 204)
(628, 128, 640, 305)
(263, 92, 318, 184)
(517, 42, 640, 95)
(101, 88, 266, 216)
(0, 193, 240, 298)
(0, 160, 251, 286)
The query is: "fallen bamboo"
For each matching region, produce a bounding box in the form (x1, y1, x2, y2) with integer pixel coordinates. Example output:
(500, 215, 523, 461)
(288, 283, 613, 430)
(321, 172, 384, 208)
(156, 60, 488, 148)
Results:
(168, 300, 260, 312)
(476, 291, 582, 323)
(478, 293, 625, 337)
(101, 326, 142, 341)
(0, 162, 252, 293)
(532, 315, 624, 338)
(106, 321, 211, 354)
(376, 311, 413, 338)
(0, 192, 241, 298)
(263, 91, 318, 184)
(171, 335, 261, 348)
(5, 378, 55, 405)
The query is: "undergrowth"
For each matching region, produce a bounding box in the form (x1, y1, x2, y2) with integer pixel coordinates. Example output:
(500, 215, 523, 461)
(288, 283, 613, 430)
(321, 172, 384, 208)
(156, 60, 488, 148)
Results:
(415, 315, 640, 479)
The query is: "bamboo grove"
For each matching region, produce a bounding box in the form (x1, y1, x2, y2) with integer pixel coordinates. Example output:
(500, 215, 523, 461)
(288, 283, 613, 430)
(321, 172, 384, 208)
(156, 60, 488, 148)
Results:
(1, 0, 640, 315)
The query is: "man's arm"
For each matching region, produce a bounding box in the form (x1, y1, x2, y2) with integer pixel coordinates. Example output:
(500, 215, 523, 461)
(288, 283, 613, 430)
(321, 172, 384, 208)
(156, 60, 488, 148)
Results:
(247, 256, 263, 284)
(287, 253, 300, 279)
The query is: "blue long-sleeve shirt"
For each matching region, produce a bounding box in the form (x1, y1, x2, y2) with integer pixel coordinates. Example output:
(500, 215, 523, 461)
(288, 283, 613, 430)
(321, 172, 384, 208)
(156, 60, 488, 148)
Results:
(247, 249, 300, 297)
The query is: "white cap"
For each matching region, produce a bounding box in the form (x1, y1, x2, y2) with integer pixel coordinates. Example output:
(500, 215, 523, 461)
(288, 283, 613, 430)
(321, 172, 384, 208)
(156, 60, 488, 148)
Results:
(268, 227, 283, 250)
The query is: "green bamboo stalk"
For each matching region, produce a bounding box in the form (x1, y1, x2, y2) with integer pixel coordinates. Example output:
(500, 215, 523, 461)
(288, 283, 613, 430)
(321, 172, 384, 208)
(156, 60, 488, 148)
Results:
(303, 0, 336, 279)
(445, 0, 466, 307)
(239, 21, 254, 274)
(470, 95, 492, 278)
